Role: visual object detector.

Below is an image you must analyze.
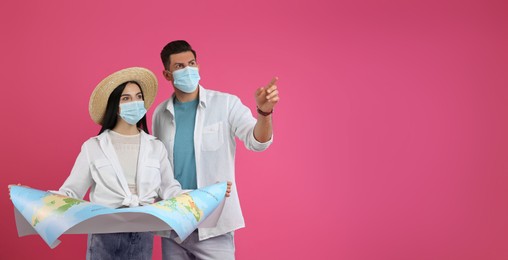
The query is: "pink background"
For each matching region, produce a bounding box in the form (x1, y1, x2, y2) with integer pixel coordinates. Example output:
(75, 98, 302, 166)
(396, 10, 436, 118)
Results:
(1, 0, 508, 259)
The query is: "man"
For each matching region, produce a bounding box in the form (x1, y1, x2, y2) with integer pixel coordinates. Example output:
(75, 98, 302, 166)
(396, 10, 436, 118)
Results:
(152, 40, 279, 259)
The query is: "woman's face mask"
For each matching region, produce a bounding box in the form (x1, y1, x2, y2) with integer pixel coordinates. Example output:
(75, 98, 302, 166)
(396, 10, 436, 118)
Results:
(119, 101, 146, 125)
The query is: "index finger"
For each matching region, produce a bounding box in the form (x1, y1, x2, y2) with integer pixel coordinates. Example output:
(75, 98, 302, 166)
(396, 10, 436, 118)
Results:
(267, 76, 278, 87)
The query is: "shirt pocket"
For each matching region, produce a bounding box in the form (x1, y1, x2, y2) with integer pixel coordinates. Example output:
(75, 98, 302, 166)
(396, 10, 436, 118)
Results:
(140, 159, 161, 186)
(202, 122, 224, 151)
(92, 159, 118, 184)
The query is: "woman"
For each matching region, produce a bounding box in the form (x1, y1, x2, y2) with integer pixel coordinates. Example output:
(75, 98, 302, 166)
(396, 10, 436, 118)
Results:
(57, 67, 181, 259)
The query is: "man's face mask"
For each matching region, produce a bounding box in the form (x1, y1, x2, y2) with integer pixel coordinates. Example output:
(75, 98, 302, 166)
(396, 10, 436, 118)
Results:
(119, 101, 146, 125)
(172, 66, 200, 93)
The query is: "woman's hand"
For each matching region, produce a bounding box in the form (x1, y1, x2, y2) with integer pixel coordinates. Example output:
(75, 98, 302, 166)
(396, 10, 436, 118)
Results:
(8, 184, 30, 200)
(8, 183, 30, 190)
(226, 181, 232, 197)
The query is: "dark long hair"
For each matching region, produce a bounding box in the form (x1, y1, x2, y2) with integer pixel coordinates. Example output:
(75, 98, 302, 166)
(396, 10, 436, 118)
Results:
(98, 81, 149, 135)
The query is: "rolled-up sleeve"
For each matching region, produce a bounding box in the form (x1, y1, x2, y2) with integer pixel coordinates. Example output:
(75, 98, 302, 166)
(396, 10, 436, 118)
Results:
(56, 143, 93, 199)
(228, 95, 273, 152)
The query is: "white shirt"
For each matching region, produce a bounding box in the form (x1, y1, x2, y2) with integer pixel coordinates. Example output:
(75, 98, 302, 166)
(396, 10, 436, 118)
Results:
(152, 86, 273, 240)
(55, 130, 182, 208)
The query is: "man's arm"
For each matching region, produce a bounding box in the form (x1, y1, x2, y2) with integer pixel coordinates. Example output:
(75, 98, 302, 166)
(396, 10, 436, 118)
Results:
(253, 77, 280, 142)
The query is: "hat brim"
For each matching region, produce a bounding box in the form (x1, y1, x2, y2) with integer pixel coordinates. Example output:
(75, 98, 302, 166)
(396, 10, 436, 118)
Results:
(89, 67, 158, 125)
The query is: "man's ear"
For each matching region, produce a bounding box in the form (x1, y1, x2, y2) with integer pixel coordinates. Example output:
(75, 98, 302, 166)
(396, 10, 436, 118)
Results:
(162, 70, 173, 81)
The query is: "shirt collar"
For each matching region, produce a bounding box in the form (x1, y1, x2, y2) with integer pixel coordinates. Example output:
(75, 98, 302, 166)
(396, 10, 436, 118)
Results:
(166, 85, 207, 115)
(198, 85, 207, 108)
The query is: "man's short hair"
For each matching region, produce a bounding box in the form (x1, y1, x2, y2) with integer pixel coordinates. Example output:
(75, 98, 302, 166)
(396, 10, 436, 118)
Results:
(160, 40, 197, 70)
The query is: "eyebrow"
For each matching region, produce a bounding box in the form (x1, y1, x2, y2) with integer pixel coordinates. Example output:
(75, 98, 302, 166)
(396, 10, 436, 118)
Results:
(174, 59, 196, 66)
(121, 92, 143, 96)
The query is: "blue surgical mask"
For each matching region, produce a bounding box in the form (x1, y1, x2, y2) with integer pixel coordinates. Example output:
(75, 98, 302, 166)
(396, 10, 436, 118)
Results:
(172, 66, 200, 93)
(119, 101, 147, 125)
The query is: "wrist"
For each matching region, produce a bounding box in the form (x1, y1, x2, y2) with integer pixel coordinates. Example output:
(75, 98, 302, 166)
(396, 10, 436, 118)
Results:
(257, 107, 273, 116)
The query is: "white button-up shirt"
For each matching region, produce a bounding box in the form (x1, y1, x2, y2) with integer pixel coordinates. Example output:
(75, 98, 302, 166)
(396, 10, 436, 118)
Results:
(152, 86, 273, 240)
(55, 130, 182, 208)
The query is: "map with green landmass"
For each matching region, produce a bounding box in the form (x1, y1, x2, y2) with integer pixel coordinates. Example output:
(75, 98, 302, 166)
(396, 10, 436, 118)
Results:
(32, 194, 85, 226)
(10, 183, 226, 249)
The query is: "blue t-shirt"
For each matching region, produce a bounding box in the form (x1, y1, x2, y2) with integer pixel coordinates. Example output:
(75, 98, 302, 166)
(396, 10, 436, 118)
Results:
(173, 98, 199, 189)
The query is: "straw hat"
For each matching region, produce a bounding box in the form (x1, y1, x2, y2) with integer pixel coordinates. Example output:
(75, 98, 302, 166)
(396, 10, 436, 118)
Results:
(89, 67, 158, 125)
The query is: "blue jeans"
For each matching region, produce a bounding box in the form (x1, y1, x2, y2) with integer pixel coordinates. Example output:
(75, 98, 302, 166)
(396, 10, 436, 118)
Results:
(161, 230, 235, 260)
(87, 232, 154, 260)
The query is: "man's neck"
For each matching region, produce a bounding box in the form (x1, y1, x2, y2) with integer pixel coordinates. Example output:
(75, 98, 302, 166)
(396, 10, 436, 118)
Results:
(174, 87, 199, 103)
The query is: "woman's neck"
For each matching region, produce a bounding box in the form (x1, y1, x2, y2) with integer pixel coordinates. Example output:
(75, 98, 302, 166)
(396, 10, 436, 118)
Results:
(112, 120, 141, 135)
